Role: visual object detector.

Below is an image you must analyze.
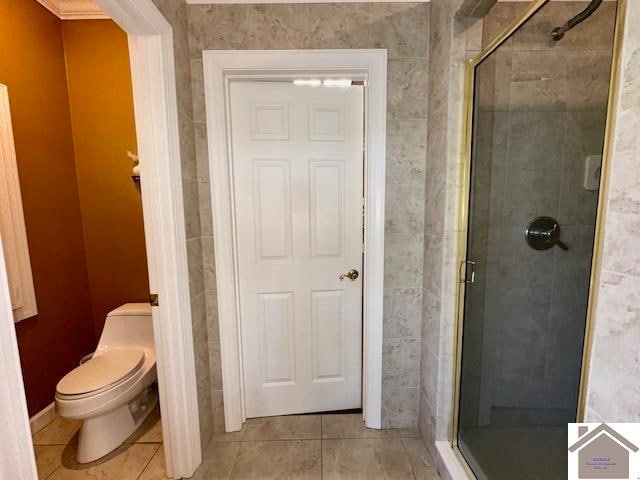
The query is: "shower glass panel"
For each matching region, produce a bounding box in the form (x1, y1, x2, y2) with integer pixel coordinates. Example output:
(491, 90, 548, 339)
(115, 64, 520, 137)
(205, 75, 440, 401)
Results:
(457, 1, 618, 479)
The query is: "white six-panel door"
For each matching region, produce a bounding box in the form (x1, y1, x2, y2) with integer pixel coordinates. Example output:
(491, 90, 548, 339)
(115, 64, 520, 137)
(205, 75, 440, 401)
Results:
(230, 81, 364, 418)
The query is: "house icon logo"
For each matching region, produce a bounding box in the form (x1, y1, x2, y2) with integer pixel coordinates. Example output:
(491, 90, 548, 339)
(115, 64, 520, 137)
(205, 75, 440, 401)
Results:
(568, 423, 640, 479)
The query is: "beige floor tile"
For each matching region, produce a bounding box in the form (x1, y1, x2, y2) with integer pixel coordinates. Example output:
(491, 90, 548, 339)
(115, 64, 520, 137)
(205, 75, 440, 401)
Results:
(322, 438, 414, 480)
(244, 415, 321, 441)
(230, 440, 321, 480)
(321, 414, 399, 439)
(32, 417, 81, 445)
(412, 465, 441, 480)
(34, 445, 65, 479)
(47, 443, 159, 480)
(402, 437, 435, 466)
(192, 442, 241, 480)
(401, 438, 439, 479)
(138, 446, 170, 480)
(396, 427, 421, 438)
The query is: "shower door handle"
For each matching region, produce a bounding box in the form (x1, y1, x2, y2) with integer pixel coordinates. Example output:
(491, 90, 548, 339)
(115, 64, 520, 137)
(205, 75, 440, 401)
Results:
(460, 260, 476, 284)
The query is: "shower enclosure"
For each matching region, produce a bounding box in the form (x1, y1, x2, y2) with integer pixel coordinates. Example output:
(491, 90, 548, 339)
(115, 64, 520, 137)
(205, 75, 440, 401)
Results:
(454, 1, 620, 478)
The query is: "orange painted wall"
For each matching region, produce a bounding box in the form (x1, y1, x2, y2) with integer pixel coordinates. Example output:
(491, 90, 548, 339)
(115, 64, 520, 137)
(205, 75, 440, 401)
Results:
(0, 0, 96, 416)
(0, 2, 148, 416)
(62, 20, 149, 337)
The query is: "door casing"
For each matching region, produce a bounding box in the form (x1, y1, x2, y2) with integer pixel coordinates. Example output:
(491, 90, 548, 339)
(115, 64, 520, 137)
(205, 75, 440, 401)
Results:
(203, 49, 387, 431)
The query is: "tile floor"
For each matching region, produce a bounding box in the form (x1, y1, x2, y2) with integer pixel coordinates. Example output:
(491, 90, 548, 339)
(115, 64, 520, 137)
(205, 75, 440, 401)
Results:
(192, 413, 440, 480)
(33, 406, 165, 480)
(33, 411, 439, 480)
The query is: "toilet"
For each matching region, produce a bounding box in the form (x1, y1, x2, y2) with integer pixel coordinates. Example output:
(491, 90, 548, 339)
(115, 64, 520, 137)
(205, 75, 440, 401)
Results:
(55, 303, 158, 463)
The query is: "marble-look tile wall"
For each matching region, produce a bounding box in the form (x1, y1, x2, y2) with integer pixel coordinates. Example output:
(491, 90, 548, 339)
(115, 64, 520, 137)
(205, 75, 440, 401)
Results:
(419, 0, 472, 455)
(586, 0, 640, 423)
(461, 2, 616, 424)
(187, 2, 430, 428)
(150, 0, 214, 448)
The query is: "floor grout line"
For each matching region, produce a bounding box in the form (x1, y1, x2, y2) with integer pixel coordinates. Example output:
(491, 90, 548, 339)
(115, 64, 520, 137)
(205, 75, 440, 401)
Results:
(400, 436, 419, 480)
(320, 416, 323, 480)
(135, 443, 162, 480)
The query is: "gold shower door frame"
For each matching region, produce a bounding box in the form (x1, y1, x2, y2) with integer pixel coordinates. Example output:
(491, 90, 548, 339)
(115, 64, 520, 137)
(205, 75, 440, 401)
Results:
(450, 0, 628, 475)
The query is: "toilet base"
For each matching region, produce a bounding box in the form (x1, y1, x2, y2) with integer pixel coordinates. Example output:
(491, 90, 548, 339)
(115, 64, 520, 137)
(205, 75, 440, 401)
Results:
(76, 385, 158, 463)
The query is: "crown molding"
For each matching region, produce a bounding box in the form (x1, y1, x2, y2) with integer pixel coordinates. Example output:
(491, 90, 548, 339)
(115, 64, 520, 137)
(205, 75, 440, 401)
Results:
(35, 0, 108, 20)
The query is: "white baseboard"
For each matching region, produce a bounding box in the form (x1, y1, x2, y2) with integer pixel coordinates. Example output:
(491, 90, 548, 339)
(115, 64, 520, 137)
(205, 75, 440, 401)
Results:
(29, 402, 57, 436)
(435, 441, 476, 480)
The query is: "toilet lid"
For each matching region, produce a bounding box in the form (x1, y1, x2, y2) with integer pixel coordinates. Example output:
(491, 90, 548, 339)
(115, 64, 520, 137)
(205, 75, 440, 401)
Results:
(56, 349, 145, 396)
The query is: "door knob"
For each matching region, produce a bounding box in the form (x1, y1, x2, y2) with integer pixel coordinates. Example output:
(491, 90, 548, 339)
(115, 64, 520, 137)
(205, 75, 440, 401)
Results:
(339, 269, 359, 281)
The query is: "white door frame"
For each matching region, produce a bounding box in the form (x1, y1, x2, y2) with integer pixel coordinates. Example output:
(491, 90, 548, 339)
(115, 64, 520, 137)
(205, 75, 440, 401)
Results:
(203, 50, 387, 432)
(0, 1, 202, 478)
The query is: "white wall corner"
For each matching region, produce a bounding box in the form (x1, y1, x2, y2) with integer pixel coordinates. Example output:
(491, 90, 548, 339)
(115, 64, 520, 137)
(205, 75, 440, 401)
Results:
(35, 0, 109, 20)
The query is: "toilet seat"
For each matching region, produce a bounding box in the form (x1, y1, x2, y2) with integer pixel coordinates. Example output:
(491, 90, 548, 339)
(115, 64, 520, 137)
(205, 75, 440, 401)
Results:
(56, 349, 145, 398)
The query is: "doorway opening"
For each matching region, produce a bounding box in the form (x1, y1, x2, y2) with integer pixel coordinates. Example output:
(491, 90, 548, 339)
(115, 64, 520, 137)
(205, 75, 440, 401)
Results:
(0, 1, 202, 478)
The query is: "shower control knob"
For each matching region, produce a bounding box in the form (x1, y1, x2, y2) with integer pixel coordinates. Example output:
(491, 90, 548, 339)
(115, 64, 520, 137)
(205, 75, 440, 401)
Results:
(525, 216, 569, 251)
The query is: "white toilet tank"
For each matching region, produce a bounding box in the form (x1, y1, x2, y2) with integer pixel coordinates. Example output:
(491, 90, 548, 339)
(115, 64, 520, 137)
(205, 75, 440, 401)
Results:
(95, 303, 154, 356)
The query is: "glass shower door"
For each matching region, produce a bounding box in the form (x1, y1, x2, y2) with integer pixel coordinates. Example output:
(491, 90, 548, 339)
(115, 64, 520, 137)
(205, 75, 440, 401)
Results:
(456, 1, 618, 479)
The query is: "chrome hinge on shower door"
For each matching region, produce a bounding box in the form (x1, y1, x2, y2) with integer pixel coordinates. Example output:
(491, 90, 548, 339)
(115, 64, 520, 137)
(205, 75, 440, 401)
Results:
(460, 259, 476, 284)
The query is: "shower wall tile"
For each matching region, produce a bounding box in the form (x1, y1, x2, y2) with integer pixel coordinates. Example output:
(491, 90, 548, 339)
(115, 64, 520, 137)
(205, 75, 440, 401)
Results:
(190, 59, 205, 124)
(383, 338, 421, 388)
(588, 0, 640, 422)
(512, 1, 617, 52)
(201, 235, 216, 292)
(386, 180, 425, 233)
(589, 271, 640, 421)
(186, 237, 204, 299)
(384, 232, 424, 289)
(179, 110, 197, 181)
(246, 5, 310, 49)
(506, 111, 565, 170)
(421, 290, 441, 359)
(566, 50, 615, 110)
(419, 0, 467, 451)
(422, 233, 443, 296)
(192, 292, 213, 445)
(381, 387, 420, 428)
(563, 110, 608, 170)
(384, 288, 423, 339)
(187, 2, 431, 428)
(418, 387, 436, 457)
(601, 211, 640, 278)
(195, 122, 210, 183)
(199, 181, 213, 237)
(510, 50, 567, 112)
(188, 4, 249, 55)
(183, 178, 201, 240)
(420, 350, 438, 412)
(370, 3, 430, 59)
(305, 4, 370, 49)
(478, 51, 513, 112)
(387, 58, 429, 119)
(386, 119, 427, 182)
(424, 105, 448, 236)
(609, 152, 640, 216)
